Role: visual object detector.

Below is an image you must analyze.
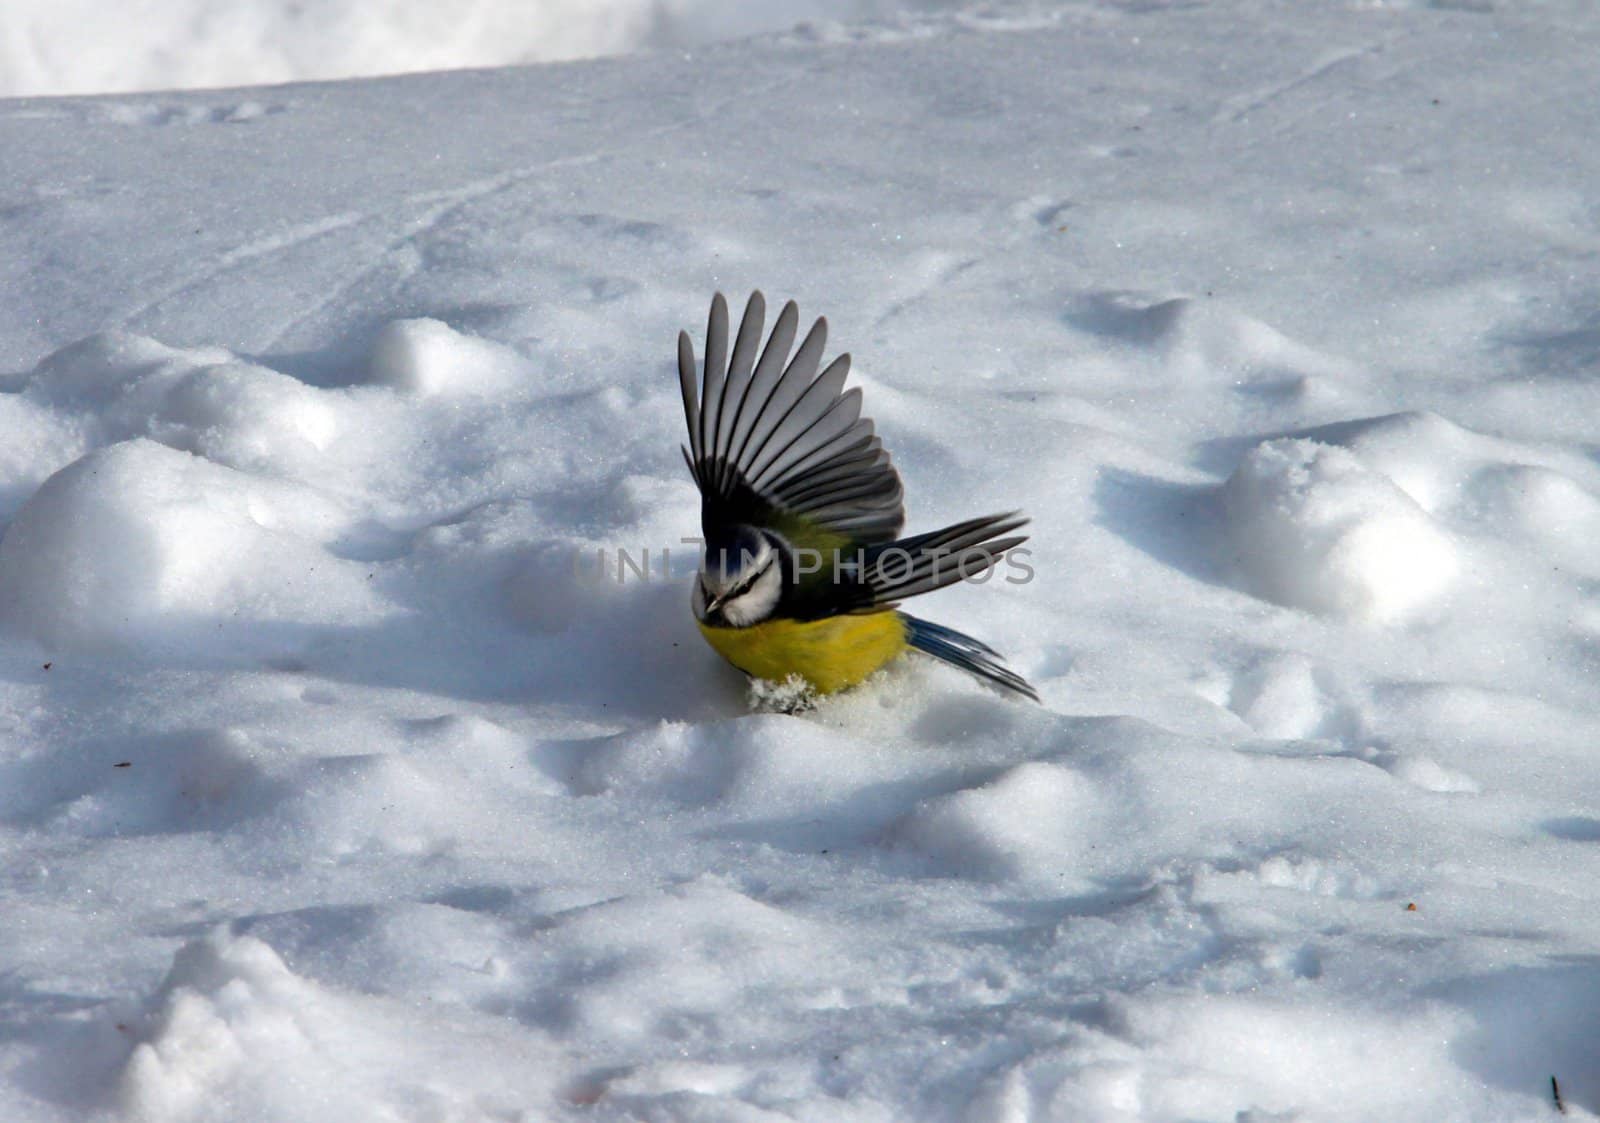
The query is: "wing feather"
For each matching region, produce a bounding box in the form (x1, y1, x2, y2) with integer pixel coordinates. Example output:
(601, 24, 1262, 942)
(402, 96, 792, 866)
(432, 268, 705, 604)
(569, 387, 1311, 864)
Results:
(724, 301, 799, 464)
(696, 293, 731, 470)
(729, 311, 824, 472)
(759, 417, 876, 494)
(740, 352, 848, 486)
(713, 293, 766, 491)
(744, 369, 857, 487)
(677, 332, 701, 462)
(679, 291, 905, 547)
(863, 513, 1029, 603)
(771, 448, 886, 504)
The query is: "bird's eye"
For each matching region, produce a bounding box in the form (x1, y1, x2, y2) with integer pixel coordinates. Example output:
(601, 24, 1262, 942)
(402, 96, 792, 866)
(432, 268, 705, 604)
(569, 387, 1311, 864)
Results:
(718, 559, 770, 602)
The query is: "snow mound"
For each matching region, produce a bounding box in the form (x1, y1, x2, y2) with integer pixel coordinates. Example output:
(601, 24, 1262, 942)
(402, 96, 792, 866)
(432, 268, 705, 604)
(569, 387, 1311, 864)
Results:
(1377, 752, 1481, 795)
(1468, 462, 1600, 575)
(117, 931, 313, 1121)
(26, 332, 339, 477)
(46, 728, 278, 837)
(1066, 293, 1353, 393)
(0, 391, 85, 520)
(0, 440, 387, 656)
(889, 760, 1104, 881)
(1295, 409, 1600, 579)
(366, 318, 528, 398)
(117, 928, 559, 1122)
(1300, 410, 1482, 514)
(1221, 439, 1458, 622)
(1227, 654, 1337, 740)
(518, 877, 839, 1041)
(971, 994, 1474, 1121)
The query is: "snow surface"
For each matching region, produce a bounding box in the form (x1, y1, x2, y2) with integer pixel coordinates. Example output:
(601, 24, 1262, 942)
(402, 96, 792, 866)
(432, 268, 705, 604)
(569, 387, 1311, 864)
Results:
(3, 1, 1600, 1120)
(2, 0, 962, 98)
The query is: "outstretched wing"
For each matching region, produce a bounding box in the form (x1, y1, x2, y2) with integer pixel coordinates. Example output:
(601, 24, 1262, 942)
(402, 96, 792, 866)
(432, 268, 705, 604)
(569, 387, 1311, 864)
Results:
(860, 512, 1029, 605)
(678, 291, 905, 552)
(768, 510, 1031, 623)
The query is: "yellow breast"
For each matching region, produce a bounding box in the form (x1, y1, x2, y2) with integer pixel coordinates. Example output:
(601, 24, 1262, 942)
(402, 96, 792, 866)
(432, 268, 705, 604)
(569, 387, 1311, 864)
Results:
(697, 611, 909, 695)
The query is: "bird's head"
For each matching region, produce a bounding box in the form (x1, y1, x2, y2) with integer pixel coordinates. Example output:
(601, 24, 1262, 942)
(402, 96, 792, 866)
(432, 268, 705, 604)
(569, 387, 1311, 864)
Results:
(694, 524, 782, 627)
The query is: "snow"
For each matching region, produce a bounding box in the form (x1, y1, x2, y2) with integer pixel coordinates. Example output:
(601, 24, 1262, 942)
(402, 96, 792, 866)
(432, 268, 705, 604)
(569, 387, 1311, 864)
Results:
(3, 1, 1600, 1120)
(367, 317, 527, 396)
(1220, 438, 1458, 622)
(0, 440, 386, 657)
(1, 0, 960, 98)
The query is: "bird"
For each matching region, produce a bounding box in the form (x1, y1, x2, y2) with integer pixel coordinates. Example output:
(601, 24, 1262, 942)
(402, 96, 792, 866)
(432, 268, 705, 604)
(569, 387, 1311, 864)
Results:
(676, 291, 1039, 703)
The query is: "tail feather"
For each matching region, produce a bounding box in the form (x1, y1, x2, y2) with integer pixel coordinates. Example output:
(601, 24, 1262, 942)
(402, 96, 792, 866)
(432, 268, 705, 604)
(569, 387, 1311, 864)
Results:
(902, 614, 1039, 702)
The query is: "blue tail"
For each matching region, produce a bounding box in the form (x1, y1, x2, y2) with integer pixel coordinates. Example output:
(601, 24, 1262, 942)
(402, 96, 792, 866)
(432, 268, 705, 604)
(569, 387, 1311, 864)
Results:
(901, 614, 1039, 702)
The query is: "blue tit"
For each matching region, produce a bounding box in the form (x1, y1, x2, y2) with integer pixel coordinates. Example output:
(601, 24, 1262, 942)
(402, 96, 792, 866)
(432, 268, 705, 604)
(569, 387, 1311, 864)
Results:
(677, 291, 1038, 702)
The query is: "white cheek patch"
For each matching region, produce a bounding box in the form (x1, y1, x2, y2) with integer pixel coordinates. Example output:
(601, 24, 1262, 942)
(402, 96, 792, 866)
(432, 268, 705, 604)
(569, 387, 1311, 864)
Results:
(720, 564, 781, 626)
